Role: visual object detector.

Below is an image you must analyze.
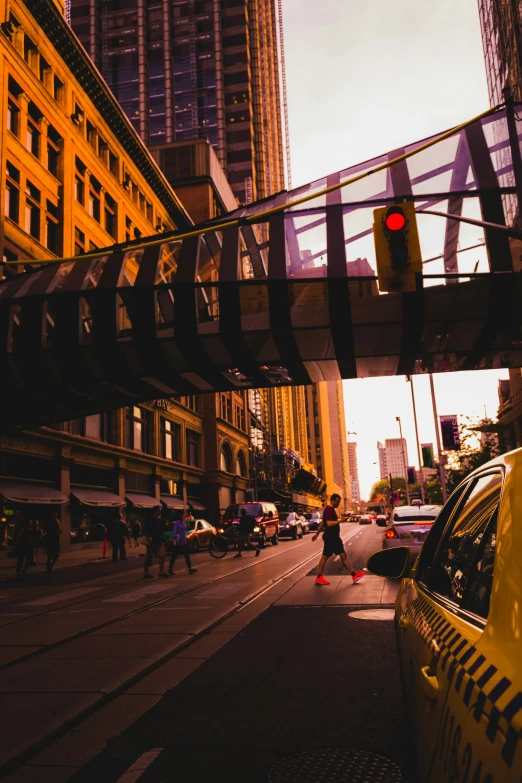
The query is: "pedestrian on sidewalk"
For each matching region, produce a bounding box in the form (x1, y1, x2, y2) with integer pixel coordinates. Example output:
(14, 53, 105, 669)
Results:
(44, 512, 62, 573)
(110, 515, 131, 563)
(313, 493, 365, 586)
(168, 512, 197, 575)
(143, 507, 168, 579)
(234, 507, 260, 558)
(15, 520, 33, 579)
(29, 520, 43, 566)
(131, 517, 142, 547)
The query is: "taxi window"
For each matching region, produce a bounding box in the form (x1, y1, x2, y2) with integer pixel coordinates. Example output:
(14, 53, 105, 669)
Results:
(426, 472, 502, 606)
(416, 482, 469, 582)
(461, 516, 498, 619)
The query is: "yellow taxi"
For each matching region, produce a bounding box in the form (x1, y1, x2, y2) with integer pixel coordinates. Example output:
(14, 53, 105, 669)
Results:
(368, 448, 522, 783)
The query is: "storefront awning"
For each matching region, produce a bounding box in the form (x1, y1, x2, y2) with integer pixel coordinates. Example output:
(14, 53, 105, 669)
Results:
(0, 481, 69, 505)
(187, 500, 206, 511)
(125, 493, 161, 509)
(160, 496, 185, 510)
(71, 488, 125, 507)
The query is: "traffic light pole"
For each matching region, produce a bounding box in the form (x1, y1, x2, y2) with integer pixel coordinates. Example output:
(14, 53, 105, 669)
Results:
(396, 416, 410, 505)
(429, 373, 448, 504)
(408, 376, 426, 504)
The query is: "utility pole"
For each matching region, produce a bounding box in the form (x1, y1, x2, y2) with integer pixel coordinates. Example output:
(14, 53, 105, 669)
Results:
(429, 374, 448, 504)
(389, 473, 394, 512)
(396, 416, 410, 505)
(408, 376, 426, 504)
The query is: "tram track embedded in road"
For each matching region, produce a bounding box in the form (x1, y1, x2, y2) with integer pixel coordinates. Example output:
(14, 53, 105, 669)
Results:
(0, 531, 342, 672)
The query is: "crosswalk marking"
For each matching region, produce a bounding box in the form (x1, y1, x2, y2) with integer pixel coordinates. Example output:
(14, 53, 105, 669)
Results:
(195, 581, 249, 599)
(103, 583, 175, 603)
(116, 749, 164, 782)
(22, 587, 102, 606)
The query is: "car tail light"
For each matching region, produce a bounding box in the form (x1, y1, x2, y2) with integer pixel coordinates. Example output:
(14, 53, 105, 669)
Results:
(385, 528, 398, 539)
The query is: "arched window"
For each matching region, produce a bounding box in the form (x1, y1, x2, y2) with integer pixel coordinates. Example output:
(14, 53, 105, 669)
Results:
(236, 450, 247, 477)
(220, 442, 232, 473)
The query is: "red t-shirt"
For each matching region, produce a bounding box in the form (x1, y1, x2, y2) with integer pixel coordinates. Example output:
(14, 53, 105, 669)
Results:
(322, 505, 340, 540)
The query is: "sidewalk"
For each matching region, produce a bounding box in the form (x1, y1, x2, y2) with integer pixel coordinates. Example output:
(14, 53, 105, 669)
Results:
(0, 542, 146, 583)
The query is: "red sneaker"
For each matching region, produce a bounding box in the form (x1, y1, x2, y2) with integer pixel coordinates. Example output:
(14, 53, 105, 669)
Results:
(352, 571, 366, 584)
(315, 575, 330, 585)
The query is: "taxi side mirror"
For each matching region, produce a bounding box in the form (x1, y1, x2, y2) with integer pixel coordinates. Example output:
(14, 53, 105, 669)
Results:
(367, 547, 411, 579)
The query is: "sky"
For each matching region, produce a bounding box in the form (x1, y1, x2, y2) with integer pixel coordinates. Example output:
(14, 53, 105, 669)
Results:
(282, 0, 508, 498)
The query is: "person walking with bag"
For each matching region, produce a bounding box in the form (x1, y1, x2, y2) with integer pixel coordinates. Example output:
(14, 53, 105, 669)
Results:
(143, 508, 168, 579)
(110, 515, 131, 563)
(45, 512, 62, 573)
(168, 512, 197, 575)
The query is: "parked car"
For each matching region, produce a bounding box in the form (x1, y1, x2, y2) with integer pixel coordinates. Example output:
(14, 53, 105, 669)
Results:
(375, 515, 388, 527)
(359, 514, 372, 524)
(222, 502, 279, 548)
(304, 511, 322, 531)
(367, 451, 516, 782)
(278, 512, 304, 539)
(165, 518, 217, 553)
(382, 504, 442, 557)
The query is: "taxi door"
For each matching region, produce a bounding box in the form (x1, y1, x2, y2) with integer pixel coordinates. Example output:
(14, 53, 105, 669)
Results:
(399, 471, 503, 782)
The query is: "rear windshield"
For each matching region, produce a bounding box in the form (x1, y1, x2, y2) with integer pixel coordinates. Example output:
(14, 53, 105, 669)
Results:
(224, 504, 263, 519)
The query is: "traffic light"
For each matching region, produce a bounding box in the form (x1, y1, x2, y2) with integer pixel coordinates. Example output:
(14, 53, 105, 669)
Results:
(373, 201, 422, 292)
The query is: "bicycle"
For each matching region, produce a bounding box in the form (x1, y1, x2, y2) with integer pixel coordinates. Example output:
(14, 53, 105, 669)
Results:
(209, 532, 230, 559)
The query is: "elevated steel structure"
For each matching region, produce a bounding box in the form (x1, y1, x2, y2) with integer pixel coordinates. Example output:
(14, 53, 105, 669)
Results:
(3, 103, 522, 432)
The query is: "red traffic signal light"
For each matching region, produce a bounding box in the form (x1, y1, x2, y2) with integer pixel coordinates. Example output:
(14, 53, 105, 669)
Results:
(384, 207, 406, 232)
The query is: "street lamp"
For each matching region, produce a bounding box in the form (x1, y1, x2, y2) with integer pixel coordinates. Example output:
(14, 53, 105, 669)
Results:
(395, 416, 410, 505)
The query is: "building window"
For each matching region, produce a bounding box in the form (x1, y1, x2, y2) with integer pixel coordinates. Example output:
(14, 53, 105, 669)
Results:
(220, 393, 232, 422)
(109, 150, 119, 177)
(7, 99, 20, 136)
(26, 114, 40, 157)
(47, 125, 61, 178)
(39, 55, 51, 84)
(236, 451, 247, 477)
(220, 442, 232, 473)
(24, 34, 38, 70)
(126, 406, 145, 451)
(45, 199, 60, 254)
(74, 227, 86, 256)
(86, 119, 97, 152)
(88, 176, 101, 222)
(5, 162, 20, 222)
(234, 403, 245, 431)
(75, 157, 86, 205)
(186, 429, 201, 467)
(105, 194, 117, 238)
(53, 75, 65, 105)
(160, 417, 181, 461)
(25, 181, 41, 240)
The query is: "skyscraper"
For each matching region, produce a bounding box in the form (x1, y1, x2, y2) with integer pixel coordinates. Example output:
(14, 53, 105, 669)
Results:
(478, 0, 522, 105)
(378, 439, 409, 482)
(478, 1, 522, 448)
(69, 0, 286, 204)
(347, 441, 360, 504)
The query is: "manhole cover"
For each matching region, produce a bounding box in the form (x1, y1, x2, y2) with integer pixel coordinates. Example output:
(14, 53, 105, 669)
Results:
(349, 609, 395, 621)
(268, 748, 401, 783)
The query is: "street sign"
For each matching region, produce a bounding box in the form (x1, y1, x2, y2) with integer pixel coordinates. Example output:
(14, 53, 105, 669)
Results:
(440, 415, 460, 451)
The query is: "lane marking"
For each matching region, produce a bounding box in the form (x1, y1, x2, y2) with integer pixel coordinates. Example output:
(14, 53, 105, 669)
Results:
(116, 749, 164, 782)
(104, 583, 175, 603)
(22, 587, 102, 606)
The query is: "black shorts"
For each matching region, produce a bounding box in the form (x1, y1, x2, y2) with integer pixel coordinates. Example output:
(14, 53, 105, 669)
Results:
(323, 537, 344, 557)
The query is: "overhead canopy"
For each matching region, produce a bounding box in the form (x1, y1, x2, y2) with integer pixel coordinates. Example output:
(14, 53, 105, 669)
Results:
(0, 481, 68, 505)
(71, 488, 125, 507)
(3, 103, 522, 432)
(187, 500, 206, 511)
(160, 496, 185, 510)
(125, 493, 161, 509)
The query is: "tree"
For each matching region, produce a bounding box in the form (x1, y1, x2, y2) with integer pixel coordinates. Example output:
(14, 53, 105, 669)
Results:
(421, 416, 501, 502)
(369, 476, 408, 506)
